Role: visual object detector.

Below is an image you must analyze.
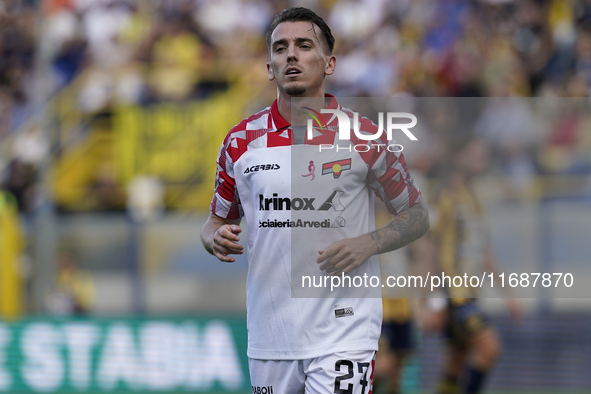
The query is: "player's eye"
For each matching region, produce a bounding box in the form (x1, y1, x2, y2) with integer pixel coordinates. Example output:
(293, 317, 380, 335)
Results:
(275, 46, 285, 53)
(301, 44, 311, 49)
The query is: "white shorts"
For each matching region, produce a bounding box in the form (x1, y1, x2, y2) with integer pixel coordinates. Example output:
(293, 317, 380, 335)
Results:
(248, 350, 376, 394)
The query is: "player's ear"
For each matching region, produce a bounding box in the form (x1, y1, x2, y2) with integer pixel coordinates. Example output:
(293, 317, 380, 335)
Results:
(324, 55, 336, 77)
(267, 62, 275, 81)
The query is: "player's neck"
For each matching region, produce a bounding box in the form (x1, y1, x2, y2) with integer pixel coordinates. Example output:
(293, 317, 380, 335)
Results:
(276, 88, 326, 125)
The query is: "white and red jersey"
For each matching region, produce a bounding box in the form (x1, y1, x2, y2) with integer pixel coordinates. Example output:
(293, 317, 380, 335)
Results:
(211, 94, 421, 360)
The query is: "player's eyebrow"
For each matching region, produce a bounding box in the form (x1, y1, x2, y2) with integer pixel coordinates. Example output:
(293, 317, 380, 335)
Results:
(272, 37, 316, 50)
(295, 37, 316, 46)
(272, 38, 288, 49)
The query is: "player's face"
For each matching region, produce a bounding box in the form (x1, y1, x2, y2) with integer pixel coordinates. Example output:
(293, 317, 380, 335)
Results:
(267, 21, 336, 97)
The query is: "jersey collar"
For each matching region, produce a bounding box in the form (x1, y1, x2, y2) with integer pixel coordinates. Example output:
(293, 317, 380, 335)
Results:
(270, 93, 339, 131)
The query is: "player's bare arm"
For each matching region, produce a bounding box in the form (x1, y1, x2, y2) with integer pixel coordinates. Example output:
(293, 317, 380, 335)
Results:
(317, 199, 430, 275)
(201, 213, 243, 263)
(370, 199, 430, 254)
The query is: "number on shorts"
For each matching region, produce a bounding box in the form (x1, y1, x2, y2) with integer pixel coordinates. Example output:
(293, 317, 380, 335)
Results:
(358, 362, 370, 394)
(334, 360, 372, 394)
(334, 360, 354, 394)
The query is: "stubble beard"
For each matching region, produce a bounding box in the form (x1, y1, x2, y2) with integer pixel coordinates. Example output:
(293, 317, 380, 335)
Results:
(285, 84, 306, 96)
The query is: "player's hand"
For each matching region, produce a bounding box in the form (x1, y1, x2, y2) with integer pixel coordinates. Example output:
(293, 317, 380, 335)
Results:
(316, 235, 376, 275)
(212, 224, 244, 263)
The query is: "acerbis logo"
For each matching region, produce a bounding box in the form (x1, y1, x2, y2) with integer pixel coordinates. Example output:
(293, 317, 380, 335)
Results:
(322, 159, 351, 179)
(244, 164, 280, 174)
(258, 190, 345, 211)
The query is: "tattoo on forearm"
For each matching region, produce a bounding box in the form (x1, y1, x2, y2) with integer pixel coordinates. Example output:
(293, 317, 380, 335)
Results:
(369, 231, 383, 245)
(369, 202, 430, 254)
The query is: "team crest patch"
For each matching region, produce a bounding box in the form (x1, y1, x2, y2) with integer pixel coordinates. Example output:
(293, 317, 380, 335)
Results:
(322, 159, 351, 179)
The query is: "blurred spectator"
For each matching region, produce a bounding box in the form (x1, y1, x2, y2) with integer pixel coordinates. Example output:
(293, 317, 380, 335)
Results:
(46, 247, 95, 316)
(142, 12, 205, 101)
(537, 96, 591, 176)
(2, 159, 36, 214)
(12, 123, 49, 166)
(85, 162, 127, 211)
(0, 0, 590, 215)
(575, 29, 591, 89)
(127, 175, 164, 222)
(0, 0, 36, 132)
(475, 97, 538, 196)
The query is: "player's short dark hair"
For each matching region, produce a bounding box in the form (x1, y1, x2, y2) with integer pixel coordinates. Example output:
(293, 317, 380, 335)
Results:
(265, 7, 335, 55)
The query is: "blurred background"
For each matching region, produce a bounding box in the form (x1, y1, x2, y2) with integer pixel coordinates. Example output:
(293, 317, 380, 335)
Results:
(0, 0, 590, 393)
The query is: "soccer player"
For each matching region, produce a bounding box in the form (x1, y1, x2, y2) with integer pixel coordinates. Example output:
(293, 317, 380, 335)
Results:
(200, 7, 429, 393)
(424, 138, 522, 394)
(375, 298, 416, 394)
(373, 206, 422, 394)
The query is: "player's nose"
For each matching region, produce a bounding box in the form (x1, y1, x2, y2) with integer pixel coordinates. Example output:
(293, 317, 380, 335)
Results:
(286, 44, 298, 62)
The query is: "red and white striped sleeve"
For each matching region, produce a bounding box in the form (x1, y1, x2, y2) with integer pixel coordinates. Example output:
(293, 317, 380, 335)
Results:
(353, 115, 422, 215)
(210, 125, 246, 220)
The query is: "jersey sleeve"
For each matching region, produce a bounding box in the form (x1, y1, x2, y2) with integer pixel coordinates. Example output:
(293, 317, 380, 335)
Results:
(367, 144, 422, 215)
(210, 133, 243, 220)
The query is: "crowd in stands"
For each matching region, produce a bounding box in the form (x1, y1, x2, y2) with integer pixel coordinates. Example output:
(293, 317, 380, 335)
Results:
(1, 0, 591, 213)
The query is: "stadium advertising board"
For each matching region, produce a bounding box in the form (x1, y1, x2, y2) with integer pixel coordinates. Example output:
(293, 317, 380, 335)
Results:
(0, 317, 248, 393)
